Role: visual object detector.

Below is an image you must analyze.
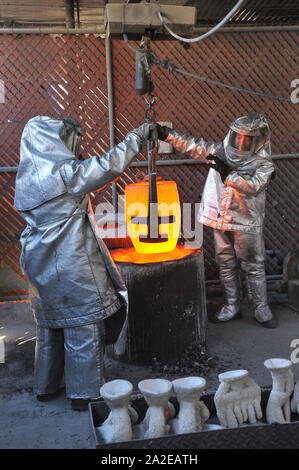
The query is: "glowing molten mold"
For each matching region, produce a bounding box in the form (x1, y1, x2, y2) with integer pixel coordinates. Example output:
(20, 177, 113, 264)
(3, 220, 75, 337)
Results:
(125, 180, 181, 254)
(111, 245, 201, 264)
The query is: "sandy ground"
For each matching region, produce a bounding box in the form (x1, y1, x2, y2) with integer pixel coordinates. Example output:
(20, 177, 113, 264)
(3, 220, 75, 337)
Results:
(0, 293, 298, 449)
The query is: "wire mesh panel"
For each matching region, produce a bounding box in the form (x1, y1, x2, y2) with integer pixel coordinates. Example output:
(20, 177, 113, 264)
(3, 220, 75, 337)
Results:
(0, 33, 110, 280)
(0, 31, 298, 289)
(112, 32, 299, 279)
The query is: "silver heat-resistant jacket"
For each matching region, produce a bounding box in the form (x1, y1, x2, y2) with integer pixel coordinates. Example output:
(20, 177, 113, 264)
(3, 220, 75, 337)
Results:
(14, 116, 145, 339)
(166, 124, 274, 233)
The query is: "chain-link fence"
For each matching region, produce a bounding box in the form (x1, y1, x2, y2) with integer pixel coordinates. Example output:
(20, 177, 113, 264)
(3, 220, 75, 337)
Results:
(0, 32, 298, 291)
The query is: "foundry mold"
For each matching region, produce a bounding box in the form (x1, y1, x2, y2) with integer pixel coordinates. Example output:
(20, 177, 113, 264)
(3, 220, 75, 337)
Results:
(99, 379, 134, 443)
(264, 358, 294, 424)
(172, 376, 210, 434)
(214, 369, 262, 427)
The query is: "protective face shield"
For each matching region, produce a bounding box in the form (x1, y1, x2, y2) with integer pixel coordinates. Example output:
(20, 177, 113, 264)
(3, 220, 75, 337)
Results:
(225, 113, 270, 164)
(60, 118, 84, 157)
(228, 131, 254, 154)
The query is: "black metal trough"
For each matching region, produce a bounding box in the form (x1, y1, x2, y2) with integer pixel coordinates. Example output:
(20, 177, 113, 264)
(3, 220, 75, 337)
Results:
(89, 388, 299, 449)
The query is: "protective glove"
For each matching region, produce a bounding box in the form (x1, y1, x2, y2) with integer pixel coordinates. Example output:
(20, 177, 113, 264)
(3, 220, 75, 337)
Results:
(132, 123, 157, 142)
(206, 154, 230, 183)
(156, 124, 171, 141)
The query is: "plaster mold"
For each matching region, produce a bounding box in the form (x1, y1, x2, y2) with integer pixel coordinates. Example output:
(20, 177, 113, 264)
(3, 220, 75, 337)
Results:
(291, 380, 299, 415)
(138, 378, 173, 439)
(172, 376, 210, 434)
(264, 358, 294, 424)
(214, 369, 262, 427)
(99, 379, 134, 443)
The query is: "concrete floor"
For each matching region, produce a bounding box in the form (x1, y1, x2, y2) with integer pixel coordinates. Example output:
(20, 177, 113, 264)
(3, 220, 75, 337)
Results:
(0, 293, 298, 449)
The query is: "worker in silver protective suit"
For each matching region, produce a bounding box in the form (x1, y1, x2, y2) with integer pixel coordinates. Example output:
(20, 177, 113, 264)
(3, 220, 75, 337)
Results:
(157, 113, 277, 328)
(14, 116, 155, 410)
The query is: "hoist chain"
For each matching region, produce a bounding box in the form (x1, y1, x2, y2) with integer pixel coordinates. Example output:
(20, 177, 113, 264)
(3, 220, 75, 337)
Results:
(144, 95, 157, 123)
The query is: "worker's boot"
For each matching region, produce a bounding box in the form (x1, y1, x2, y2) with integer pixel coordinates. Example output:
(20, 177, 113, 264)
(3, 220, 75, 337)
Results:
(71, 396, 103, 411)
(210, 272, 241, 323)
(37, 387, 64, 402)
(247, 275, 277, 328)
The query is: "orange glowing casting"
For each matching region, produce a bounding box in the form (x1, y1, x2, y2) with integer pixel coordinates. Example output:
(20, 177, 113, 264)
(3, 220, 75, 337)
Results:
(125, 179, 181, 254)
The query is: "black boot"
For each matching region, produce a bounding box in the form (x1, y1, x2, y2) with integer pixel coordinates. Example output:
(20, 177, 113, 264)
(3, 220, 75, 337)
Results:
(37, 388, 64, 402)
(71, 398, 90, 411)
(71, 397, 102, 411)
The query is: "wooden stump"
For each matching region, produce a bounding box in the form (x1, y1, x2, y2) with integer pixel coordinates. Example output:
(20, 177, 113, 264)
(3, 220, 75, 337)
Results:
(109, 246, 207, 366)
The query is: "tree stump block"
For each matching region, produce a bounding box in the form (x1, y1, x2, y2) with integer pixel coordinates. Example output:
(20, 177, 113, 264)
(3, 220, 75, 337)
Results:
(109, 246, 207, 366)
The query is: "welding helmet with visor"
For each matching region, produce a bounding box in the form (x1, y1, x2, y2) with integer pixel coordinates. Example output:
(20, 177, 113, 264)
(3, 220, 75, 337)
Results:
(228, 131, 255, 154)
(225, 113, 270, 165)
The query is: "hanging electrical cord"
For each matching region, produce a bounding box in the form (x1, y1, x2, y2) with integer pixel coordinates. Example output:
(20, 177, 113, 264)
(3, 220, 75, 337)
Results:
(157, 0, 245, 44)
(123, 33, 139, 53)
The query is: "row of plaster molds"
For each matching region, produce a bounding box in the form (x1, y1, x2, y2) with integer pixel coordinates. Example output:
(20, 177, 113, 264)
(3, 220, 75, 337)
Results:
(98, 358, 299, 444)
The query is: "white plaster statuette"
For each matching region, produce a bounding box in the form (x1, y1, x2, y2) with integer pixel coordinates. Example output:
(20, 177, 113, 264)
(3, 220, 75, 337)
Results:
(291, 380, 299, 415)
(264, 358, 294, 424)
(99, 379, 134, 443)
(138, 378, 173, 439)
(172, 376, 210, 434)
(214, 370, 262, 428)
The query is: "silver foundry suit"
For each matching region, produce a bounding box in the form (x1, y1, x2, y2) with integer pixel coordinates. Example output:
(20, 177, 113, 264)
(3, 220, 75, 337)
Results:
(14, 116, 151, 398)
(165, 114, 275, 324)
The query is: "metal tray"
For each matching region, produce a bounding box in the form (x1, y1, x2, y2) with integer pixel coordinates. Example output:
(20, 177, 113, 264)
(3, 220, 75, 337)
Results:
(89, 388, 299, 449)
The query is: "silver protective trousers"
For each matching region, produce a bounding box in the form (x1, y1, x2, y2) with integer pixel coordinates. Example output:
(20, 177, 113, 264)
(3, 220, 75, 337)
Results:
(214, 229, 273, 323)
(34, 322, 105, 398)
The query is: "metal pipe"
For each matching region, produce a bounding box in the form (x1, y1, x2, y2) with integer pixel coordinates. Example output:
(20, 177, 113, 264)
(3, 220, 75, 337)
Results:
(0, 25, 298, 35)
(0, 27, 105, 34)
(0, 166, 18, 173)
(131, 159, 206, 167)
(272, 154, 299, 160)
(65, 0, 75, 29)
(76, 0, 80, 29)
(206, 274, 283, 285)
(194, 25, 299, 33)
(1, 154, 298, 173)
(105, 34, 118, 212)
(131, 154, 299, 167)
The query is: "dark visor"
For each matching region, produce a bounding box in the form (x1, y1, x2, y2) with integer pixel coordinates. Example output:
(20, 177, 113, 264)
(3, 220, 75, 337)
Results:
(60, 119, 84, 156)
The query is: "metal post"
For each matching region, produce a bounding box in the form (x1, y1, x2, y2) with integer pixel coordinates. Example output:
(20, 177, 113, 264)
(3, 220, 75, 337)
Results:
(65, 0, 75, 29)
(105, 34, 118, 212)
(76, 0, 81, 29)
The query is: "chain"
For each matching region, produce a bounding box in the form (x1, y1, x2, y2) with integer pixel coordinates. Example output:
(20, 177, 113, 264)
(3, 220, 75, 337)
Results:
(140, 36, 158, 123)
(144, 95, 157, 122)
